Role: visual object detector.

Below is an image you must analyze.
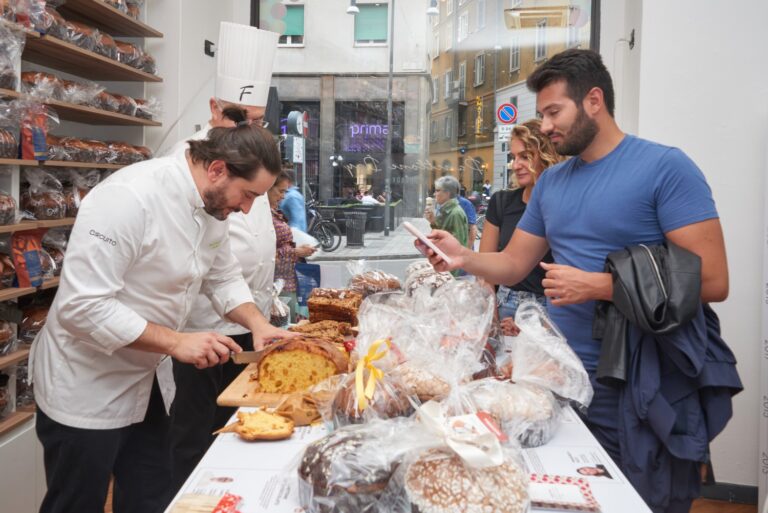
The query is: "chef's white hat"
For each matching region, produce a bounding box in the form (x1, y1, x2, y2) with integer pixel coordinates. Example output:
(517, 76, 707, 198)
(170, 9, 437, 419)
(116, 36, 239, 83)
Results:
(216, 22, 279, 107)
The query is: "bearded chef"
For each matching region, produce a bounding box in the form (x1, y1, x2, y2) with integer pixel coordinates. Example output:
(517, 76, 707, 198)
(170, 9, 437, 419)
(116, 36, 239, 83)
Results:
(167, 23, 287, 496)
(30, 120, 290, 512)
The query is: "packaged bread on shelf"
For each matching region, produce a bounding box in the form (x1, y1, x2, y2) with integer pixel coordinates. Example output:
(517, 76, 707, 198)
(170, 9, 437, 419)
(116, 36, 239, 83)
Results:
(60, 79, 105, 107)
(21, 71, 64, 101)
(115, 41, 143, 68)
(0, 190, 18, 225)
(21, 167, 66, 220)
(0, 253, 16, 289)
(94, 30, 118, 60)
(20, 305, 49, 347)
(0, 321, 16, 356)
(250, 337, 348, 394)
(126, 0, 142, 19)
(307, 288, 363, 325)
(134, 96, 161, 120)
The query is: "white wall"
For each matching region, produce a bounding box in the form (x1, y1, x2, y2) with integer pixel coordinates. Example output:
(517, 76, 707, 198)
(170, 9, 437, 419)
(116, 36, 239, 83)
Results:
(603, 0, 768, 489)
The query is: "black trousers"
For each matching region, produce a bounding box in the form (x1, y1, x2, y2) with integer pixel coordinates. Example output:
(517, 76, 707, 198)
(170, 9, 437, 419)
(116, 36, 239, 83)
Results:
(36, 378, 171, 513)
(169, 332, 253, 496)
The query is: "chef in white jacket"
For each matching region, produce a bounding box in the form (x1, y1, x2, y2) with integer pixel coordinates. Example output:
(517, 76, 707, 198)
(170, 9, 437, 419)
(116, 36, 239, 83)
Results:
(30, 124, 289, 513)
(167, 23, 284, 496)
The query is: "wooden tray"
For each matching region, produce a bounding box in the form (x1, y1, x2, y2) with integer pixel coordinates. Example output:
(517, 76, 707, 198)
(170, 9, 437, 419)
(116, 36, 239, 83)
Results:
(216, 362, 287, 407)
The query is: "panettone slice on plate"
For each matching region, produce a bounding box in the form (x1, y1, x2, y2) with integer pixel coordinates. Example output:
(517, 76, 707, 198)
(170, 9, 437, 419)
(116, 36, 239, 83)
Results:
(252, 337, 349, 394)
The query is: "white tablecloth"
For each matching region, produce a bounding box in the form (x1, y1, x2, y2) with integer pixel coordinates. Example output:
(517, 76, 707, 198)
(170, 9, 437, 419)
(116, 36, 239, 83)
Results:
(165, 407, 652, 513)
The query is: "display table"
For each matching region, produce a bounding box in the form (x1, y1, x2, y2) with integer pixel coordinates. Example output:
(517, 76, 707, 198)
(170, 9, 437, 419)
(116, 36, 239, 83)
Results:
(165, 406, 652, 513)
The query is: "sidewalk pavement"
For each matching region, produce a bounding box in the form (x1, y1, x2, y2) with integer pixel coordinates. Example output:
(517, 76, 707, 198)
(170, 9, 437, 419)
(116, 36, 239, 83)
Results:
(309, 217, 431, 262)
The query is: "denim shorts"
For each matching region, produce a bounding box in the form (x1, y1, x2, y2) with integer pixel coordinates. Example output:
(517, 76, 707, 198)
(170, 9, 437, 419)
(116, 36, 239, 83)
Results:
(496, 285, 546, 321)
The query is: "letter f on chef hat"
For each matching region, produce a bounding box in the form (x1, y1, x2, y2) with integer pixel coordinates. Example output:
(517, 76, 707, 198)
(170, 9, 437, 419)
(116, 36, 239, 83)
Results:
(216, 22, 279, 108)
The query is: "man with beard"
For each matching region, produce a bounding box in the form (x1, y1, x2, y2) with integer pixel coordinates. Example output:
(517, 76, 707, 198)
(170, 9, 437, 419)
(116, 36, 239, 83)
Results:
(417, 49, 728, 513)
(30, 124, 290, 513)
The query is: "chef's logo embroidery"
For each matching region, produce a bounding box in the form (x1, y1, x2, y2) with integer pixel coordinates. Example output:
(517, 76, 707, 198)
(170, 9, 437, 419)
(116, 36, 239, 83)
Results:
(209, 240, 222, 249)
(239, 85, 254, 102)
(89, 229, 117, 246)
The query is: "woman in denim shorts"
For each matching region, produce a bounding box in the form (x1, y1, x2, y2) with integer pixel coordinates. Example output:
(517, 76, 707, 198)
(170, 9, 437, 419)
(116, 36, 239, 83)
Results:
(478, 120, 565, 335)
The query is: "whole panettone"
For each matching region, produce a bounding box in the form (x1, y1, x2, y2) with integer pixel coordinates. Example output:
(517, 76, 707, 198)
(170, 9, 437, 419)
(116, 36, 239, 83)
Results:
(330, 373, 415, 426)
(0, 193, 16, 225)
(0, 128, 18, 159)
(94, 31, 118, 60)
(0, 254, 15, 289)
(252, 337, 348, 394)
(44, 247, 64, 276)
(111, 94, 137, 116)
(115, 41, 142, 68)
(402, 449, 528, 513)
(392, 363, 450, 402)
(0, 321, 14, 356)
(349, 271, 402, 297)
(21, 190, 66, 220)
(20, 307, 49, 345)
(64, 21, 98, 52)
(299, 429, 398, 513)
(21, 71, 63, 100)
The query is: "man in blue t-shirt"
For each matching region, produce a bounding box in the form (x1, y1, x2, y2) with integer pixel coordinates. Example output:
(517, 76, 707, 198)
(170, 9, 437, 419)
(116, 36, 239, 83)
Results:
(278, 177, 307, 232)
(419, 50, 728, 513)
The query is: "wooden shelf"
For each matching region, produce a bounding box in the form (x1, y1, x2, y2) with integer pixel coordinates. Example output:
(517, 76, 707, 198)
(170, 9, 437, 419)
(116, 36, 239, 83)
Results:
(0, 222, 38, 235)
(0, 349, 30, 370)
(0, 411, 34, 437)
(0, 88, 160, 127)
(37, 218, 76, 229)
(24, 35, 162, 83)
(0, 158, 38, 167)
(41, 277, 60, 290)
(59, 0, 163, 38)
(0, 287, 36, 302)
(43, 161, 123, 170)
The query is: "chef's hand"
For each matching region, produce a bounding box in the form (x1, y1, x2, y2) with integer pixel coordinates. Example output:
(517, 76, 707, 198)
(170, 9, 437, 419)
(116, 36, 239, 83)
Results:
(414, 229, 467, 273)
(296, 244, 316, 258)
(252, 324, 298, 351)
(500, 317, 521, 336)
(540, 262, 612, 306)
(171, 332, 241, 369)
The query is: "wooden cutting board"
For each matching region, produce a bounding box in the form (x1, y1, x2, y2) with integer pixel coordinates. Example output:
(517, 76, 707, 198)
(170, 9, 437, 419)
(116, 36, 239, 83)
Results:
(216, 363, 287, 408)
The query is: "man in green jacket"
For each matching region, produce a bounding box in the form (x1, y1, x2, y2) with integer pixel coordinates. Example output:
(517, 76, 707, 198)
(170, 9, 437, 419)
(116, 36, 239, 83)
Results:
(426, 175, 468, 248)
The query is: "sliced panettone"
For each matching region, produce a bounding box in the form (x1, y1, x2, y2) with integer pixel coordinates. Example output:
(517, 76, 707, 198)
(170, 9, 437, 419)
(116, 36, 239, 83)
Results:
(253, 337, 349, 394)
(217, 410, 295, 441)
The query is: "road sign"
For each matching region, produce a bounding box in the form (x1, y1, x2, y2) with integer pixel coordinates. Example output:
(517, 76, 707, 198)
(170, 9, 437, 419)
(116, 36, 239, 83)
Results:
(498, 124, 514, 134)
(286, 110, 309, 137)
(497, 103, 518, 124)
(292, 136, 304, 164)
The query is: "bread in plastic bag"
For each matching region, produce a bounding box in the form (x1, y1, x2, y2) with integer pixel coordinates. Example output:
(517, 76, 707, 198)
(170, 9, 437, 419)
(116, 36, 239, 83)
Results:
(269, 279, 290, 327)
(94, 90, 121, 112)
(298, 418, 410, 513)
(104, 0, 127, 13)
(115, 40, 142, 68)
(63, 21, 98, 52)
(0, 320, 16, 356)
(21, 167, 66, 220)
(465, 378, 561, 447)
(347, 259, 402, 297)
(110, 93, 137, 116)
(403, 260, 454, 297)
(60, 79, 105, 107)
(21, 71, 63, 100)
(93, 30, 118, 60)
(0, 373, 10, 418)
(126, 0, 143, 19)
(20, 305, 48, 347)
(134, 96, 161, 120)
(505, 300, 594, 409)
(0, 24, 25, 90)
(0, 188, 18, 225)
(15, 361, 34, 408)
(0, 252, 16, 289)
(15, 0, 47, 30)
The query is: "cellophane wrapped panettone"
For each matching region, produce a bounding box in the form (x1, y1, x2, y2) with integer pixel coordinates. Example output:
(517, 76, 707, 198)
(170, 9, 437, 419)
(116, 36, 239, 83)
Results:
(403, 260, 453, 297)
(298, 418, 412, 513)
(21, 167, 66, 220)
(346, 259, 402, 297)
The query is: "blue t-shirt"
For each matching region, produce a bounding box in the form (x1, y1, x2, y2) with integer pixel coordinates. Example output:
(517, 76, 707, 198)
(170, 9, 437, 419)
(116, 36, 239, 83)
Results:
(458, 196, 477, 225)
(518, 135, 717, 371)
(279, 186, 307, 232)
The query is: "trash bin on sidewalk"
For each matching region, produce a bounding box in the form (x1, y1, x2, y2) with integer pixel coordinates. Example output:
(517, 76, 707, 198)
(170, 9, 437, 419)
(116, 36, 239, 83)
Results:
(345, 211, 367, 247)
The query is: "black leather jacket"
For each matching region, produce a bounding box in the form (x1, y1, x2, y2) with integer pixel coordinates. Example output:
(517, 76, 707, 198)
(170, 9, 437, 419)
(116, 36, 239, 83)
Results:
(593, 241, 702, 386)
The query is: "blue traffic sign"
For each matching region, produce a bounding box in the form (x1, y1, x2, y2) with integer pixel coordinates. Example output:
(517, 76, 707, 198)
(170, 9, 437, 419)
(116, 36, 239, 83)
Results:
(497, 103, 518, 124)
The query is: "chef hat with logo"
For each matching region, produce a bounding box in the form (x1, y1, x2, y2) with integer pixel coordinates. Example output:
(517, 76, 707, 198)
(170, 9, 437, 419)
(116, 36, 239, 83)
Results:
(216, 22, 279, 107)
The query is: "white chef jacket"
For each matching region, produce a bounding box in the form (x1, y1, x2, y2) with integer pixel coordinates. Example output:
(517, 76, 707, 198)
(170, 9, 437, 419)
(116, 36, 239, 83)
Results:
(172, 125, 277, 334)
(30, 149, 254, 429)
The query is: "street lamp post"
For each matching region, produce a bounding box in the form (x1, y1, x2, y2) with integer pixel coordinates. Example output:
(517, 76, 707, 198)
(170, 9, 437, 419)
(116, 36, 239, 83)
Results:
(348, 1, 437, 235)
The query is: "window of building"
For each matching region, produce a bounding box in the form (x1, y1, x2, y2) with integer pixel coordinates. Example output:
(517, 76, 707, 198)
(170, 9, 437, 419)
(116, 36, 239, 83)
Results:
(445, 20, 453, 50)
(458, 61, 467, 101)
(355, 3, 388, 46)
(430, 119, 438, 142)
(444, 115, 452, 140)
(535, 19, 547, 61)
(473, 53, 485, 87)
(509, 32, 520, 72)
(278, 5, 304, 46)
(458, 11, 468, 42)
(458, 106, 467, 137)
(432, 31, 440, 59)
(477, 0, 486, 30)
(444, 69, 453, 99)
(432, 77, 439, 104)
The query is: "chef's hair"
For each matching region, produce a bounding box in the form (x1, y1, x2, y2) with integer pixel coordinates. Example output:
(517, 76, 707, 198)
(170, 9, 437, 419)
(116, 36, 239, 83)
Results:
(188, 124, 282, 180)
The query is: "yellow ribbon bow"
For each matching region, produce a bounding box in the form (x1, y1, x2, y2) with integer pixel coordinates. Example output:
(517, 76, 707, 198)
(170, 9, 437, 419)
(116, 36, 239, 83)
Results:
(355, 338, 391, 412)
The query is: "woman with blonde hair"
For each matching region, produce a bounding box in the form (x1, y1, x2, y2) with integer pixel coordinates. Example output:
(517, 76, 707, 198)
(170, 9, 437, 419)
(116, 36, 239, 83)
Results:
(479, 119, 566, 335)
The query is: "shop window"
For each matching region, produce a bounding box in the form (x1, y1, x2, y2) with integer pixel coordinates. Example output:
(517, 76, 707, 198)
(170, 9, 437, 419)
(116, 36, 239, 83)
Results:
(355, 4, 388, 46)
(278, 5, 304, 46)
(535, 19, 547, 61)
(474, 53, 485, 87)
(509, 33, 520, 72)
